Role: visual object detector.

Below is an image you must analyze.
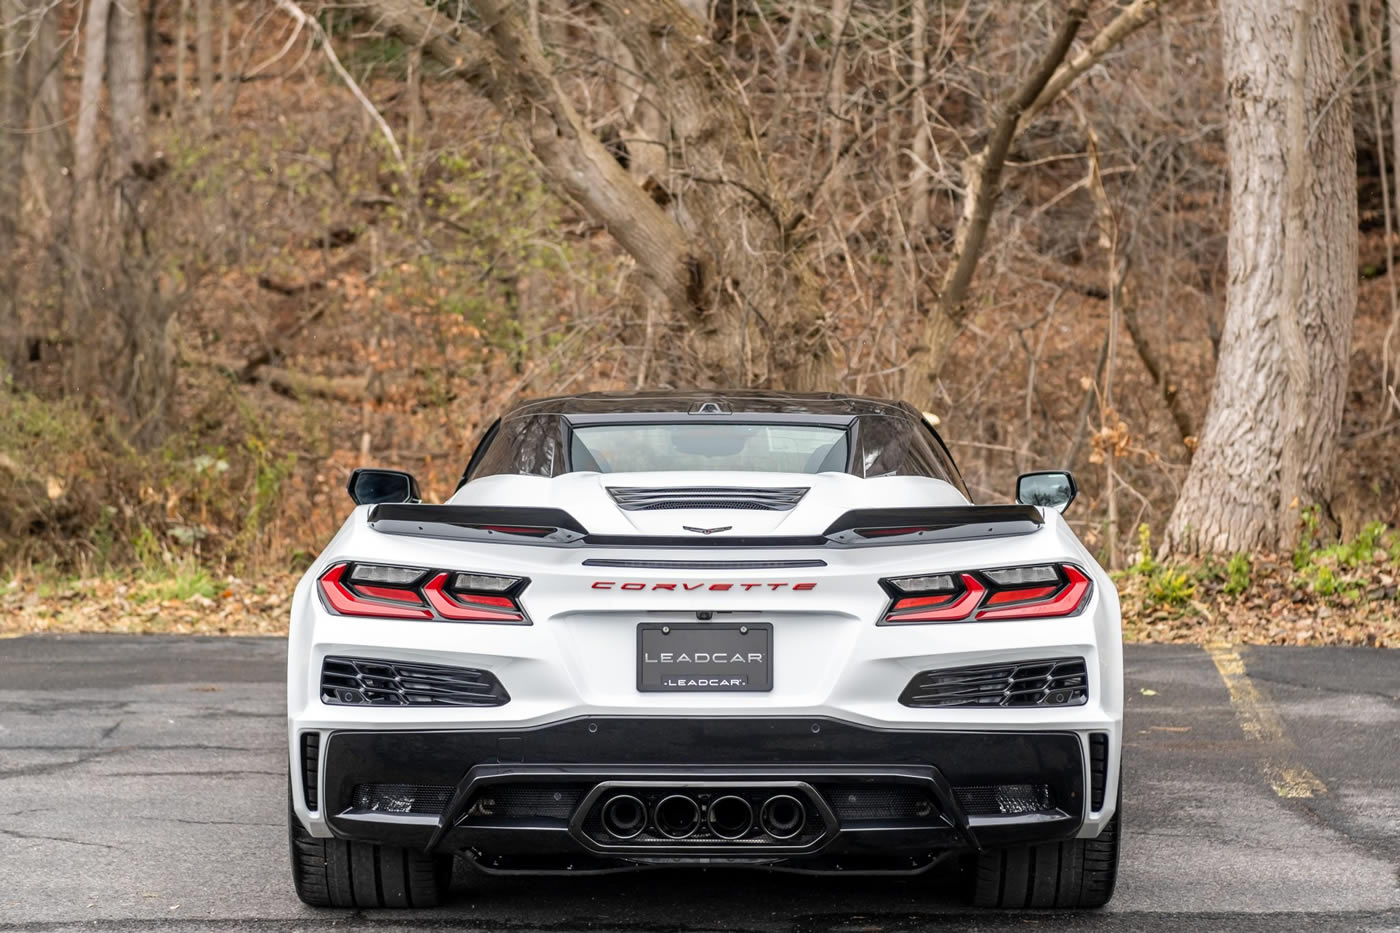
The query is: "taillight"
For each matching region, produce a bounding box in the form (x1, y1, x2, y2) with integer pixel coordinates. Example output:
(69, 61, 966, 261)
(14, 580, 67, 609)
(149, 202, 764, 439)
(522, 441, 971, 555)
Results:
(317, 562, 529, 624)
(879, 564, 1090, 624)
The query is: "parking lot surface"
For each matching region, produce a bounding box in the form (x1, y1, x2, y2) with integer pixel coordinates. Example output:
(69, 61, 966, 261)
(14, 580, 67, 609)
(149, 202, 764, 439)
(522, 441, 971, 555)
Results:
(0, 636, 1397, 932)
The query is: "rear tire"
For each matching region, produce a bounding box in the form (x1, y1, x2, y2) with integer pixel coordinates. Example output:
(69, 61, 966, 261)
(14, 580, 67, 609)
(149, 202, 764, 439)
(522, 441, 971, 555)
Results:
(288, 787, 452, 908)
(968, 798, 1120, 909)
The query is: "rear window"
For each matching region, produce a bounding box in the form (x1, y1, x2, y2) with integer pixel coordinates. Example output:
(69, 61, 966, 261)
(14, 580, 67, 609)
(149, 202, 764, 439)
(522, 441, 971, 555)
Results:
(570, 423, 848, 474)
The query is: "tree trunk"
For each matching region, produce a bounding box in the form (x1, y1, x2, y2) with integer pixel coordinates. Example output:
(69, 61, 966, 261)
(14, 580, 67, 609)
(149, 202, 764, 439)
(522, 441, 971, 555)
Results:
(73, 0, 113, 261)
(23, 0, 70, 252)
(1273, 0, 1312, 551)
(196, 0, 213, 121)
(1386, 0, 1400, 417)
(0, 0, 32, 372)
(908, 0, 932, 230)
(1164, 0, 1355, 555)
(107, 0, 171, 446)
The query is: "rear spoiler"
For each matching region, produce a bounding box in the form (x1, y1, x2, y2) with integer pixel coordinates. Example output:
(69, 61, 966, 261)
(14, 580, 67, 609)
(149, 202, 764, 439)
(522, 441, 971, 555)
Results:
(367, 503, 1042, 548)
(367, 504, 588, 544)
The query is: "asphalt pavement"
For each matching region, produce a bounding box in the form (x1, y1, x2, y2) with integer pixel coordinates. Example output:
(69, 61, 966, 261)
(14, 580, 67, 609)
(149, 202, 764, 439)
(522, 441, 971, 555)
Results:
(0, 636, 1397, 932)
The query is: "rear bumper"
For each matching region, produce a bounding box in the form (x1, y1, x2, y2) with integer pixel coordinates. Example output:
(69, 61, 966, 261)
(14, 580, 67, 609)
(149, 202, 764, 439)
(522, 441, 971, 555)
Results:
(306, 717, 1108, 874)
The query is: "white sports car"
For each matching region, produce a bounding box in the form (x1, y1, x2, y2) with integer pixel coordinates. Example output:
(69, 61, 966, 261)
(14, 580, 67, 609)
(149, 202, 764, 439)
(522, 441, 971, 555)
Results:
(287, 391, 1123, 909)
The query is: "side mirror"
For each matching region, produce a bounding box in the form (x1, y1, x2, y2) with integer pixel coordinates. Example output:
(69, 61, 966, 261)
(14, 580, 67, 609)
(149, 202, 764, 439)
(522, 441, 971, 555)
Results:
(347, 468, 422, 506)
(1016, 470, 1078, 514)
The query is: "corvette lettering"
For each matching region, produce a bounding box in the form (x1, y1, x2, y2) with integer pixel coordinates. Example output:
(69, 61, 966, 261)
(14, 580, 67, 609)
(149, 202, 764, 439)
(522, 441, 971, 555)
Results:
(592, 581, 816, 591)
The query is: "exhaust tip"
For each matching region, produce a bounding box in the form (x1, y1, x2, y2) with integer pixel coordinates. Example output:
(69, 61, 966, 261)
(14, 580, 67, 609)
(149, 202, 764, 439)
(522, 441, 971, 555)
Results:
(759, 794, 807, 840)
(707, 795, 754, 840)
(653, 794, 702, 839)
(600, 794, 647, 839)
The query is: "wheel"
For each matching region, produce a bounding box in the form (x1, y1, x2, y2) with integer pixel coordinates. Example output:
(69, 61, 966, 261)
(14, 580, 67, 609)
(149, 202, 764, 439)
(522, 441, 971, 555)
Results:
(287, 786, 452, 908)
(967, 797, 1120, 909)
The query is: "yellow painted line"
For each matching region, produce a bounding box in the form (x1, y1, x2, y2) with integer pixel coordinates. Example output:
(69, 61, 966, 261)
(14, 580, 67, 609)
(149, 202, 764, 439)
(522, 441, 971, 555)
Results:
(1206, 642, 1327, 798)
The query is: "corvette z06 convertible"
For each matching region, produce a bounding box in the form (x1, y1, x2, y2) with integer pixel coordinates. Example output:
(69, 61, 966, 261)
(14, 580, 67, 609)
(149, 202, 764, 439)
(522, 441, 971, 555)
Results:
(287, 392, 1123, 909)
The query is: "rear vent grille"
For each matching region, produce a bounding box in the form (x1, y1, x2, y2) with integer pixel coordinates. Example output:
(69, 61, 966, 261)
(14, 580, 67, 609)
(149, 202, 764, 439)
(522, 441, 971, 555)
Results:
(300, 732, 320, 811)
(464, 784, 593, 822)
(352, 783, 454, 815)
(1089, 732, 1109, 811)
(824, 785, 939, 822)
(955, 784, 1055, 816)
(321, 656, 509, 707)
(899, 657, 1088, 708)
(607, 486, 808, 512)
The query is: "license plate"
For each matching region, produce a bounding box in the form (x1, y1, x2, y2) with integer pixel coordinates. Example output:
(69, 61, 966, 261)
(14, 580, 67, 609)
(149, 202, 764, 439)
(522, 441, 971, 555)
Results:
(636, 623, 773, 692)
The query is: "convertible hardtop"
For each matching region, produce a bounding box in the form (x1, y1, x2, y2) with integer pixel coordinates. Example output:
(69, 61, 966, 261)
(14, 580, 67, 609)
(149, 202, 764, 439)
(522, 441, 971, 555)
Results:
(458, 390, 968, 495)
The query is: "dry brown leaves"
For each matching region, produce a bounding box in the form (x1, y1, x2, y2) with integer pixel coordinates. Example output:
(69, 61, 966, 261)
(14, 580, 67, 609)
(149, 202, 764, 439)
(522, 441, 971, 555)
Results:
(1, 573, 299, 638)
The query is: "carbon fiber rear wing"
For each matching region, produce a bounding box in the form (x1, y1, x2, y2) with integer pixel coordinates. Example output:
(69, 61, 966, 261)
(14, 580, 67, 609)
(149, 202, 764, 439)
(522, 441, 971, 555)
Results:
(367, 503, 1043, 548)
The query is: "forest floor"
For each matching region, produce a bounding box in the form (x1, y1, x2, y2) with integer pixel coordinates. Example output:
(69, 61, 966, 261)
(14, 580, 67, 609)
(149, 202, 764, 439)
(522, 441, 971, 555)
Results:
(4, 545, 1396, 646)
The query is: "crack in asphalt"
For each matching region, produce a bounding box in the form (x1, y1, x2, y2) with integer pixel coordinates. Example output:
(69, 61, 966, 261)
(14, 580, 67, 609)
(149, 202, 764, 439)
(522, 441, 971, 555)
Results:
(1242, 671, 1400, 705)
(0, 827, 122, 851)
(0, 748, 121, 781)
(131, 816, 281, 828)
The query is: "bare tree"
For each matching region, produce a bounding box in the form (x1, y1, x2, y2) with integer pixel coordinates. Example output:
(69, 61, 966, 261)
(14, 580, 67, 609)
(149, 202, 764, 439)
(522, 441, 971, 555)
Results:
(369, 0, 831, 388)
(1165, 0, 1356, 554)
(900, 0, 1173, 404)
(0, 0, 30, 371)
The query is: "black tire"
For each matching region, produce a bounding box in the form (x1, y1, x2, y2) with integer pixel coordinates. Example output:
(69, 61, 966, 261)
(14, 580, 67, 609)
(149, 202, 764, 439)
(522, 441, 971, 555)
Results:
(288, 787, 452, 908)
(968, 798, 1120, 909)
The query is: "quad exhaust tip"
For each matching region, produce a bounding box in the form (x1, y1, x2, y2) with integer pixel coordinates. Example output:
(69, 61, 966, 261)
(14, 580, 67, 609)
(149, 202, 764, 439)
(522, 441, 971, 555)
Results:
(706, 795, 754, 840)
(759, 794, 807, 839)
(600, 790, 808, 842)
(653, 794, 703, 839)
(599, 794, 647, 839)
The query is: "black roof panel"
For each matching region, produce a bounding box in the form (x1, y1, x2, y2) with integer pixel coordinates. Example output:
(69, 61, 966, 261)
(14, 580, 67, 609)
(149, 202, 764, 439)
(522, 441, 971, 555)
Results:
(501, 390, 919, 420)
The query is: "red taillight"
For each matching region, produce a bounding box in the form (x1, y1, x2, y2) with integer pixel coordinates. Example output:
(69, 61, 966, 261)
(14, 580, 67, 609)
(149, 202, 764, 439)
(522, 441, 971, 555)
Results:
(422, 572, 526, 622)
(316, 562, 529, 623)
(976, 565, 1091, 620)
(318, 563, 432, 619)
(884, 575, 986, 622)
(879, 564, 1090, 624)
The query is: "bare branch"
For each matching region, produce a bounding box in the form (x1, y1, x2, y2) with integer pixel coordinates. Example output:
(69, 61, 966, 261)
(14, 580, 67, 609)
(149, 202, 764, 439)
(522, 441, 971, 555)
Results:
(271, 0, 407, 180)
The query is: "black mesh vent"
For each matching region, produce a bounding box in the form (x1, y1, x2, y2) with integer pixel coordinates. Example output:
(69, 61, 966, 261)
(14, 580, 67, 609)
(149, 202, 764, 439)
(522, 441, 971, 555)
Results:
(352, 783, 454, 815)
(954, 784, 1055, 816)
(899, 657, 1088, 708)
(321, 656, 509, 707)
(463, 784, 592, 822)
(300, 732, 320, 811)
(607, 486, 809, 512)
(823, 785, 939, 822)
(1089, 732, 1109, 811)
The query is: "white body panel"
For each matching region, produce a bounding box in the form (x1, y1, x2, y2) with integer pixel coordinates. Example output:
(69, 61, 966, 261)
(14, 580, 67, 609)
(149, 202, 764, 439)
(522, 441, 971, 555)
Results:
(287, 472, 1123, 843)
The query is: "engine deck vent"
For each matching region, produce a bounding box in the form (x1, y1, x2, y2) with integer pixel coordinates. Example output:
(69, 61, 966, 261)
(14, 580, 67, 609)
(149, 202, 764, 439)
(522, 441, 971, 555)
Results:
(321, 656, 510, 708)
(607, 486, 808, 512)
(898, 657, 1088, 709)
